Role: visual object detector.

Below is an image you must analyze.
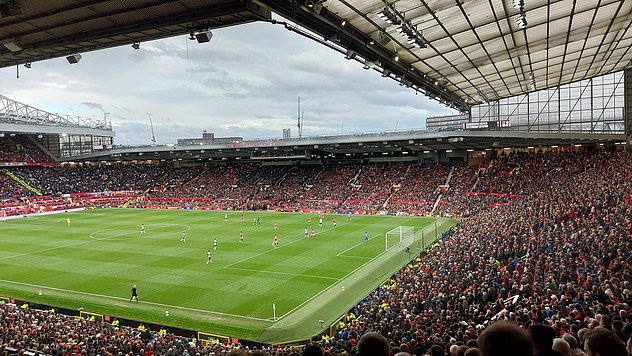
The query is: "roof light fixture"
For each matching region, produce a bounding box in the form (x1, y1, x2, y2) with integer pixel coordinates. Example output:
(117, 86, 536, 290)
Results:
(3, 41, 22, 52)
(66, 54, 82, 64)
(517, 15, 528, 29)
(515, 0, 528, 29)
(377, 4, 401, 26)
(194, 30, 213, 43)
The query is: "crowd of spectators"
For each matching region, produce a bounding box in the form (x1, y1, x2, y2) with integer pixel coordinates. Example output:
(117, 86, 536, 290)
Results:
(262, 165, 321, 207)
(0, 136, 50, 163)
(2, 149, 632, 356)
(0, 173, 27, 200)
(10, 164, 168, 196)
(433, 165, 478, 217)
(341, 163, 409, 213)
(327, 150, 632, 355)
(388, 163, 451, 213)
(1, 150, 627, 217)
(299, 163, 359, 211)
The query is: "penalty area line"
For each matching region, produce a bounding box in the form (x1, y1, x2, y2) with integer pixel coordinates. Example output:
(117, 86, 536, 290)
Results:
(336, 233, 382, 257)
(224, 267, 339, 281)
(0, 279, 272, 323)
(274, 247, 389, 321)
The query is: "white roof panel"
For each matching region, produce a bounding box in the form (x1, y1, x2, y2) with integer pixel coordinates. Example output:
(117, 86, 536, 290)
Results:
(320, 0, 632, 105)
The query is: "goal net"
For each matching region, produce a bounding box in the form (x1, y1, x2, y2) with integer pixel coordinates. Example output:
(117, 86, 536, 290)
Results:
(385, 226, 415, 252)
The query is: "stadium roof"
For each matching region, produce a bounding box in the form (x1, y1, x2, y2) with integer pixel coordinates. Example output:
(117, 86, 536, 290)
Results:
(69, 130, 627, 162)
(1, 0, 630, 111)
(0, 94, 115, 137)
(0, 0, 270, 68)
(263, 0, 632, 111)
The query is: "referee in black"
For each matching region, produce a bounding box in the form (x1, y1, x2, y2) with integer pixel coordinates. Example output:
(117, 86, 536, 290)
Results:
(130, 285, 139, 302)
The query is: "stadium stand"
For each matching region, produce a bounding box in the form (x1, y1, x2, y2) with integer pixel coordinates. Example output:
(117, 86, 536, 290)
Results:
(0, 173, 27, 199)
(299, 163, 359, 211)
(9, 165, 168, 196)
(0, 135, 51, 163)
(342, 162, 409, 213)
(1, 149, 631, 356)
(387, 163, 451, 214)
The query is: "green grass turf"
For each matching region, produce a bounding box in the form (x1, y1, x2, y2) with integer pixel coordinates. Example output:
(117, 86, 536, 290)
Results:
(0, 208, 456, 343)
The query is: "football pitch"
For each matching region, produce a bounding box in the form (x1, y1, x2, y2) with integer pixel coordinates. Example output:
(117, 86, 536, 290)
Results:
(0, 208, 455, 343)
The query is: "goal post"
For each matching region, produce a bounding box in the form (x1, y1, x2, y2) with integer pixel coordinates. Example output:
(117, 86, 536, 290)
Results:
(385, 226, 414, 252)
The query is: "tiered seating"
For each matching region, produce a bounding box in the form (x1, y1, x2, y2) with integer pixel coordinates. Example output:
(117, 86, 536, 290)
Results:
(299, 163, 359, 211)
(388, 163, 451, 213)
(0, 135, 50, 162)
(341, 162, 409, 212)
(9, 164, 168, 195)
(1, 150, 631, 356)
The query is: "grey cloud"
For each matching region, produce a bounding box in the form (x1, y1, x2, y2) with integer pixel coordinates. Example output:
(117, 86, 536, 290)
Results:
(81, 102, 105, 112)
(0, 20, 454, 145)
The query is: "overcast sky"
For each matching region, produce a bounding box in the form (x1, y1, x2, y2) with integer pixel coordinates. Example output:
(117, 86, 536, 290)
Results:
(0, 20, 455, 145)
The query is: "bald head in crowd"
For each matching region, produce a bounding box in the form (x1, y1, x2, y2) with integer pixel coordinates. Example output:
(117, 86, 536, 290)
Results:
(478, 321, 533, 356)
(357, 331, 389, 356)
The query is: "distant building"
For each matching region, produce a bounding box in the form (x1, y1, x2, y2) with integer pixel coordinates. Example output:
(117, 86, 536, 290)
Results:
(426, 114, 470, 132)
(177, 131, 243, 145)
(282, 128, 291, 139)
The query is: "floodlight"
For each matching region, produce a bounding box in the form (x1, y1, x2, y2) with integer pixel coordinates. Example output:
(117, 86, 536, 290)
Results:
(132, 42, 140, 49)
(194, 30, 213, 43)
(24, 62, 31, 68)
(66, 54, 82, 64)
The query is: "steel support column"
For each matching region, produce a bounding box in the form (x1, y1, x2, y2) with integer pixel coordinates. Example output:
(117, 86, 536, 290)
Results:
(625, 68, 632, 147)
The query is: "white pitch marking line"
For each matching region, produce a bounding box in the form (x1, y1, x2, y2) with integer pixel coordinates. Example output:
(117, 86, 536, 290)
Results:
(1, 224, 193, 262)
(275, 248, 390, 321)
(224, 267, 339, 281)
(0, 240, 94, 262)
(336, 233, 382, 257)
(89, 223, 191, 240)
(276, 218, 448, 321)
(0, 279, 272, 322)
(336, 255, 372, 260)
(223, 222, 348, 269)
